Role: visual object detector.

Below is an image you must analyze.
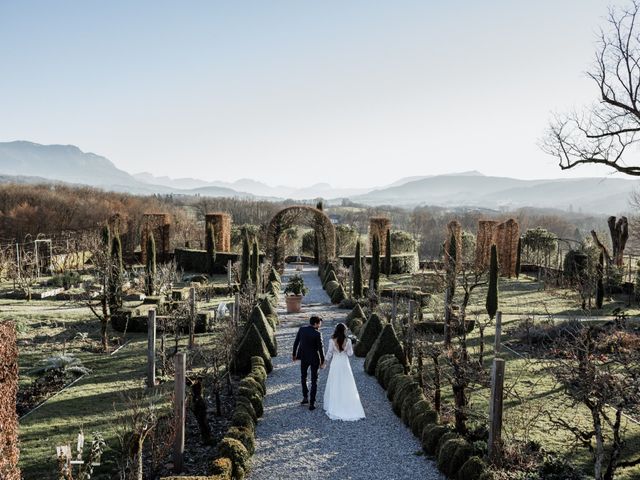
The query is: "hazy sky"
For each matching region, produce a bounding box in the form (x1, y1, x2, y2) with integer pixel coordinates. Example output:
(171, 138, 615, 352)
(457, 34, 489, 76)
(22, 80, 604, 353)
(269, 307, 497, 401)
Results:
(0, 0, 622, 187)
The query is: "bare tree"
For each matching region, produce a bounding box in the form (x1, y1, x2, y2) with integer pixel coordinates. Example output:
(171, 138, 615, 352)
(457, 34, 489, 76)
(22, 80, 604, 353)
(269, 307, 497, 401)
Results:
(543, 2, 640, 176)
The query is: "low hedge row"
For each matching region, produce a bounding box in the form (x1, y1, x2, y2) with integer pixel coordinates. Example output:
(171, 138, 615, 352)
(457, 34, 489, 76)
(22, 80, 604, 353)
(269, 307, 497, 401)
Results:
(339, 253, 419, 274)
(319, 263, 349, 308)
(372, 355, 492, 480)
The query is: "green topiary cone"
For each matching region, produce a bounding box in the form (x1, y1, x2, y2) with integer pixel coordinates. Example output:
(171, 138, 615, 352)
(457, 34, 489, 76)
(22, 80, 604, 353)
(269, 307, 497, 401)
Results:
(364, 323, 406, 374)
(247, 305, 277, 357)
(354, 313, 384, 357)
(233, 324, 273, 375)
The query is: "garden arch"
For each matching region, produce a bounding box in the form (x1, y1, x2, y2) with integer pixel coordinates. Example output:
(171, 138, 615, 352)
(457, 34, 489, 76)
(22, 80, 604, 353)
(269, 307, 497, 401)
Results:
(266, 206, 336, 271)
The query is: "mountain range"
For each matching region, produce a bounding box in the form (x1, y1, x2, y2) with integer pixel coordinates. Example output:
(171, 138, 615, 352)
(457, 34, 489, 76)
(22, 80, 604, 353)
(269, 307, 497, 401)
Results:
(0, 140, 638, 214)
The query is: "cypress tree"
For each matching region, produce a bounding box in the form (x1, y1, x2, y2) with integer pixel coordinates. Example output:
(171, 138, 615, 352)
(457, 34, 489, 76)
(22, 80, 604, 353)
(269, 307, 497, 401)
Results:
(314, 200, 323, 265)
(240, 233, 250, 287)
(146, 233, 156, 295)
(486, 244, 499, 320)
(385, 228, 392, 276)
(101, 224, 110, 247)
(206, 222, 216, 274)
(447, 231, 457, 297)
(353, 239, 363, 298)
(596, 251, 604, 309)
(371, 234, 381, 291)
(250, 240, 259, 286)
(515, 237, 522, 279)
(110, 234, 123, 309)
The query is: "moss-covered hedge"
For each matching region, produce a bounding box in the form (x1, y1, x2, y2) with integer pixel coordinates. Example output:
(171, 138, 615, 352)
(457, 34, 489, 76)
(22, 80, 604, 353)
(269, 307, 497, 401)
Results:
(175, 249, 250, 274)
(233, 324, 273, 375)
(218, 437, 250, 479)
(111, 310, 210, 333)
(247, 306, 277, 357)
(324, 280, 339, 297)
(414, 320, 475, 335)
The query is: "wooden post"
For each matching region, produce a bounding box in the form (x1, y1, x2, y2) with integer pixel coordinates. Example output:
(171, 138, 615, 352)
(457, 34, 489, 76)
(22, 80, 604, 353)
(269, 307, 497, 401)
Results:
(494, 311, 502, 354)
(147, 309, 156, 388)
(488, 357, 505, 465)
(188, 287, 196, 348)
(227, 259, 232, 288)
(348, 266, 353, 297)
(173, 352, 186, 473)
(392, 290, 397, 322)
(234, 292, 240, 328)
(260, 263, 264, 294)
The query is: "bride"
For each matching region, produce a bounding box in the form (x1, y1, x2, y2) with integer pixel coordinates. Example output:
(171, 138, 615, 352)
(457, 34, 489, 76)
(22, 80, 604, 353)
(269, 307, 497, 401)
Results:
(322, 323, 366, 421)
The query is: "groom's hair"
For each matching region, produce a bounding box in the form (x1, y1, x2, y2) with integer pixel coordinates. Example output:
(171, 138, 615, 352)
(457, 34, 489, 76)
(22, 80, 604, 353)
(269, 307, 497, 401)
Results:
(309, 316, 322, 325)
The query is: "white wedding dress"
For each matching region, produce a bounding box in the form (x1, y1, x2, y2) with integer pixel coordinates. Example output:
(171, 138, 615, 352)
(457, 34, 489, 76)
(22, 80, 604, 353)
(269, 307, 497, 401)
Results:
(323, 338, 366, 421)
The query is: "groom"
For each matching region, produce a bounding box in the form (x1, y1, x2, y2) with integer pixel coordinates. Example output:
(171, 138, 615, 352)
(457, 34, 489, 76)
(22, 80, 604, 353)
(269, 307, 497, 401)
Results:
(292, 315, 325, 411)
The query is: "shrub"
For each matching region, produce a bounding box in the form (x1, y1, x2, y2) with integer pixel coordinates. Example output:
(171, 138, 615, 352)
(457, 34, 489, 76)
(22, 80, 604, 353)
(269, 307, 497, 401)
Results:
(382, 364, 405, 389)
(323, 270, 338, 287)
(392, 381, 420, 417)
(268, 267, 281, 285)
(387, 374, 411, 402)
(486, 244, 498, 320)
(325, 280, 339, 297)
(233, 324, 273, 375)
(211, 457, 233, 480)
(240, 376, 265, 397)
(259, 296, 278, 317)
(353, 239, 363, 298)
(411, 408, 438, 438)
(266, 281, 280, 298)
(436, 432, 461, 457)
(231, 410, 255, 432)
(235, 396, 257, 423)
(375, 354, 398, 381)
(438, 438, 471, 477)
(422, 424, 451, 455)
(238, 386, 264, 418)
(354, 313, 383, 357)
(331, 285, 347, 304)
(226, 426, 255, 455)
(247, 306, 277, 357)
(457, 456, 488, 480)
(364, 323, 406, 374)
(49, 271, 82, 289)
(400, 389, 426, 426)
(347, 303, 366, 321)
(218, 437, 250, 480)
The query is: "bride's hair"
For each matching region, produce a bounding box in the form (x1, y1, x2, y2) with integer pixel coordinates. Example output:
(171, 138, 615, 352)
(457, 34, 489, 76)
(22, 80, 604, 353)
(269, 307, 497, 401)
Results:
(332, 323, 347, 352)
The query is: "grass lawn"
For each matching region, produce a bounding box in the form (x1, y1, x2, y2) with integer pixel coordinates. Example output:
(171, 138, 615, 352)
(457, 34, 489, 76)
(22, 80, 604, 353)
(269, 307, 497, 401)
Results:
(380, 271, 640, 479)
(5, 292, 233, 479)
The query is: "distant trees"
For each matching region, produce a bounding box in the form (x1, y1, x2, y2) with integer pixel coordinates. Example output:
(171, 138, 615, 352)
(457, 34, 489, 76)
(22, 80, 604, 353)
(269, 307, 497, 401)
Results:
(544, 1, 640, 177)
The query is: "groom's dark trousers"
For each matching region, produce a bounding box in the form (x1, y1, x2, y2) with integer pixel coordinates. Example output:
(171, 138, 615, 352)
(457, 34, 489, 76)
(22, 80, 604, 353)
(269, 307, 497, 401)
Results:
(293, 324, 325, 405)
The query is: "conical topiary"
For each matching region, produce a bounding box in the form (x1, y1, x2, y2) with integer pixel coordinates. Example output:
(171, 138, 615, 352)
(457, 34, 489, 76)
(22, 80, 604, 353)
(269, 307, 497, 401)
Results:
(331, 284, 346, 304)
(325, 280, 339, 297)
(323, 270, 338, 288)
(364, 323, 406, 374)
(269, 267, 281, 285)
(486, 244, 499, 320)
(250, 240, 259, 286)
(347, 303, 366, 321)
(260, 295, 277, 317)
(354, 313, 383, 357)
(247, 306, 277, 357)
(234, 324, 273, 374)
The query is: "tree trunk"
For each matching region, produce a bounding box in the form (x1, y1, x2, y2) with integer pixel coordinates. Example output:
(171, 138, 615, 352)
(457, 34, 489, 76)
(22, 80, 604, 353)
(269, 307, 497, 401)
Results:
(432, 354, 441, 413)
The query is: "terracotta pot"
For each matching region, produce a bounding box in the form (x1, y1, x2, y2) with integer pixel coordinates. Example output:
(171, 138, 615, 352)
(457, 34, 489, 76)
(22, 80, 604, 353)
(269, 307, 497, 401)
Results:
(285, 294, 303, 313)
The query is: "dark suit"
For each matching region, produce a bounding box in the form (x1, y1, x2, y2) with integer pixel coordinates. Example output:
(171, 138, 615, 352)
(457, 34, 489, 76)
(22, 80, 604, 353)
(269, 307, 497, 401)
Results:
(292, 325, 325, 404)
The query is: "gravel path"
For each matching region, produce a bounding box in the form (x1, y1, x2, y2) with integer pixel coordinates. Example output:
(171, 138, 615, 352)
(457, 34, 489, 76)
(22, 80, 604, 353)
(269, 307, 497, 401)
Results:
(249, 265, 443, 480)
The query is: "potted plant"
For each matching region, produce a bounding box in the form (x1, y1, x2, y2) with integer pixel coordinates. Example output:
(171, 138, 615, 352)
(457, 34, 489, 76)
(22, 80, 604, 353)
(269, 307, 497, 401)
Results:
(284, 274, 309, 313)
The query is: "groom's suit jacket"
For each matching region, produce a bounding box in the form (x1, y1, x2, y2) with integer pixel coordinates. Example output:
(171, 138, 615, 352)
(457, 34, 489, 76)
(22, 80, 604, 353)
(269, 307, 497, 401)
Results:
(293, 325, 325, 366)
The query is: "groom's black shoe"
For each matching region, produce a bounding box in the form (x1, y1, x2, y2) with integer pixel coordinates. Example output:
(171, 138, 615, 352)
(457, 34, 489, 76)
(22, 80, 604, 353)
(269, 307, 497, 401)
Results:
(309, 404, 316, 411)
(300, 398, 309, 405)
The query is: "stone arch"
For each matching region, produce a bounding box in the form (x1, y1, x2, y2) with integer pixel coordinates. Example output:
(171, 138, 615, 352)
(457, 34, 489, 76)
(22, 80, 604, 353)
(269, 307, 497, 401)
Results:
(266, 206, 336, 271)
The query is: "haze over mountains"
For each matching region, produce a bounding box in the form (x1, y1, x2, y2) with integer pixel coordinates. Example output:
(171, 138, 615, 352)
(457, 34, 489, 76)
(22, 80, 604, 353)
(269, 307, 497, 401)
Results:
(0, 140, 638, 214)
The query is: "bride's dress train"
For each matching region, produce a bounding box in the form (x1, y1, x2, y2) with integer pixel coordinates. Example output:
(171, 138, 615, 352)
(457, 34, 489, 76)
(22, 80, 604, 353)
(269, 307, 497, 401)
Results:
(323, 338, 366, 421)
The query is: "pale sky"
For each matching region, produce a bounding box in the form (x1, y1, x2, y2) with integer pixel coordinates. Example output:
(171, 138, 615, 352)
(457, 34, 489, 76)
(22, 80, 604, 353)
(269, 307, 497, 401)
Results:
(0, 0, 624, 188)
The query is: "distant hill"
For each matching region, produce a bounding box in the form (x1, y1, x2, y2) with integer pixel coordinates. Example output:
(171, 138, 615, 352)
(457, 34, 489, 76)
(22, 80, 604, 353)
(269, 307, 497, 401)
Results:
(1, 141, 638, 214)
(353, 173, 639, 214)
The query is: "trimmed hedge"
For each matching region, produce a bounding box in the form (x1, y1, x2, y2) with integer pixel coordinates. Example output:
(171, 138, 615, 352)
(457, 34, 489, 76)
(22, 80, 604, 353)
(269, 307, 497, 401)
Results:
(233, 324, 273, 375)
(347, 318, 363, 336)
(400, 389, 426, 425)
(347, 303, 366, 321)
(331, 285, 347, 305)
(457, 456, 489, 480)
(259, 296, 278, 317)
(392, 381, 420, 417)
(381, 364, 405, 389)
(111, 310, 210, 333)
(374, 354, 399, 383)
(323, 270, 338, 287)
(364, 323, 406, 374)
(247, 306, 277, 357)
(175, 249, 251, 274)
(218, 437, 250, 480)
(235, 396, 257, 424)
(387, 374, 412, 402)
(340, 253, 419, 274)
(437, 438, 470, 477)
(422, 424, 451, 455)
(415, 320, 475, 335)
(240, 376, 265, 397)
(210, 457, 233, 479)
(226, 426, 255, 455)
(354, 313, 383, 357)
(238, 386, 264, 418)
(325, 280, 339, 297)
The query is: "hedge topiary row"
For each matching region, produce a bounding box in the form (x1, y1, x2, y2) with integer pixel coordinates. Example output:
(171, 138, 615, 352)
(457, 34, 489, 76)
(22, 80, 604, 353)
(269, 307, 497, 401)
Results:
(372, 354, 492, 480)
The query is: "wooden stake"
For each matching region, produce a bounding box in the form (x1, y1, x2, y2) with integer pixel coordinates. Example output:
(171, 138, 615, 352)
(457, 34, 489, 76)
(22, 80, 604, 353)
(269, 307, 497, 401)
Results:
(173, 352, 186, 473)
(391, 289, 397, 321)
(234, 292, 240, 328)
(147, 309, 156, 388)
(488, 357, 505, 465)
(227, 259, 232, 288)
(188, 287, 196, 348)
(494, 311, 502, 354)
